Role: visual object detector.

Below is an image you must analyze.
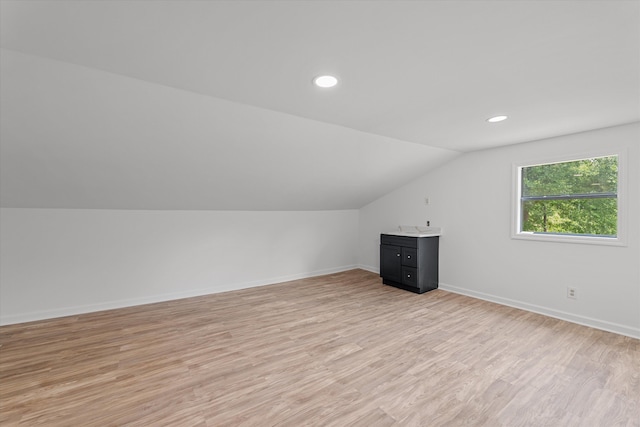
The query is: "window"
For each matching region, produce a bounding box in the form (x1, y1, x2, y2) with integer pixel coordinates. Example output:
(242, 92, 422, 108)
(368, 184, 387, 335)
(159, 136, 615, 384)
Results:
(513, 152, 626, 246)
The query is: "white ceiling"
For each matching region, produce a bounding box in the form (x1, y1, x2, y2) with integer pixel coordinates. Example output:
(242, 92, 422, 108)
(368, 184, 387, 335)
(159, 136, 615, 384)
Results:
(1, 0, 638, 210)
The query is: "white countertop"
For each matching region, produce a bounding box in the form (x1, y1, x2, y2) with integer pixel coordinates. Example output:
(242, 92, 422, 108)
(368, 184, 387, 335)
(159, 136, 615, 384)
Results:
(384, 226, 442, 237)
(383, 231, 441, 237)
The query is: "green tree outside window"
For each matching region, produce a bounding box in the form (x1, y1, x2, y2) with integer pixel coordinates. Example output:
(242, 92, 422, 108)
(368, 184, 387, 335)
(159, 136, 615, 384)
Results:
(521, 156, 618, 236)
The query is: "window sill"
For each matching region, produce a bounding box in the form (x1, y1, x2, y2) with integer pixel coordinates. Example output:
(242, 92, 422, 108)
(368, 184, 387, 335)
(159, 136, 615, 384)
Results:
(512, 232, 627, 247)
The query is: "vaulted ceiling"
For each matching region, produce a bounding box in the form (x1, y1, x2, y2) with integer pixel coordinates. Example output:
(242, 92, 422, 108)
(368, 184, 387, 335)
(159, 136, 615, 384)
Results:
(1, 0, 638, 210)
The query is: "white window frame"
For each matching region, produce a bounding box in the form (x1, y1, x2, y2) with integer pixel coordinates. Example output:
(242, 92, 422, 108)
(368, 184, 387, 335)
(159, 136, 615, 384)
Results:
(511, 149, 627, 246)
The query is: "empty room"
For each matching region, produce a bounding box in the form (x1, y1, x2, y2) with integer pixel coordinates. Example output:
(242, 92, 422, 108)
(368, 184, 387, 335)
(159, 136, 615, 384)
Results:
(1, 1, 638, 426)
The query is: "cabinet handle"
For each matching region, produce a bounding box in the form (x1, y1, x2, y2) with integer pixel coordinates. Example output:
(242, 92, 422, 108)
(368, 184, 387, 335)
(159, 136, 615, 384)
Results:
(407, 255, 411, 259)
(397, 253, 400, 257)
(407, 274, 411, 278)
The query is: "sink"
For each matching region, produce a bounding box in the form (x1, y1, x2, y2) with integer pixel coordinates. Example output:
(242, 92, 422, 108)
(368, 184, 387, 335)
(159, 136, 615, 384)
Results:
(385, 225, 442, 237)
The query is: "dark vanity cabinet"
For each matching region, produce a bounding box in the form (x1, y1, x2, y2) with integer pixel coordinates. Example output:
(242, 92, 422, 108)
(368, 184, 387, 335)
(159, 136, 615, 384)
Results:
(380, 234, 439, 294)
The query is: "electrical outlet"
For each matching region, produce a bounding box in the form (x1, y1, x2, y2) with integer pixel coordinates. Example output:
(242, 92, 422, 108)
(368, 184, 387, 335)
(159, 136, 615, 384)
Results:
(567, 287, 577, 299)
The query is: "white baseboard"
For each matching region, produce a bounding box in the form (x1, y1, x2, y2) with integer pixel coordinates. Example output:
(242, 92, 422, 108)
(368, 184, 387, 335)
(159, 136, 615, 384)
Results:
(439, 282, 640, 340)
(7, 269, 636, 340)
(0, 265, 358, 326)
(358, 264, 379, 274)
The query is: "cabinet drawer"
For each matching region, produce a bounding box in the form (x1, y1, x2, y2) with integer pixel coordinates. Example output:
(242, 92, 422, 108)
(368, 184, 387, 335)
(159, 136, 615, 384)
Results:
(402, 267, 418, 287)
(380, 234, 418, 248)
(402, 247, 417, 267)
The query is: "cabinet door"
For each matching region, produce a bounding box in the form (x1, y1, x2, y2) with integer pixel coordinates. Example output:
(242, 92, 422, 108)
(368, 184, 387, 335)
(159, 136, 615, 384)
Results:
(380, 244, 402, 283)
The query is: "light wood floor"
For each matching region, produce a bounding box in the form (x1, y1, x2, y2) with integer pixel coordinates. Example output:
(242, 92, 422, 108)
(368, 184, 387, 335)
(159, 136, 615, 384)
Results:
(1, 269, 638, 426)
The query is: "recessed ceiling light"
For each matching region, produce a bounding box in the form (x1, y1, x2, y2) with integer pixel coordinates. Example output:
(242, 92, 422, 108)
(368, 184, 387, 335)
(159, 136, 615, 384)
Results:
(487, 115, 508, 123)
(313, 75, 338, 88)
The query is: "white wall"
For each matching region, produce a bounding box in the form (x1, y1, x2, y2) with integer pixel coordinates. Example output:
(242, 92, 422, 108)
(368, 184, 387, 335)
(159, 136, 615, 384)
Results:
(359, 123, 640, 338)
(0, 208, 358, 325)
(2, 124, 637, 338)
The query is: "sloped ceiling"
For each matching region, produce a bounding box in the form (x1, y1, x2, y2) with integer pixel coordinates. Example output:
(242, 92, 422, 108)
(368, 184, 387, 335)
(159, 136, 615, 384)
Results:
(1, 0, 638, 210)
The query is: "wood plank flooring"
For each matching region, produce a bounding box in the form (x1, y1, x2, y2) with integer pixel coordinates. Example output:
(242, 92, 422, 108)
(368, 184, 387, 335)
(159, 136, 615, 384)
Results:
(1, 269, 638, 426)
